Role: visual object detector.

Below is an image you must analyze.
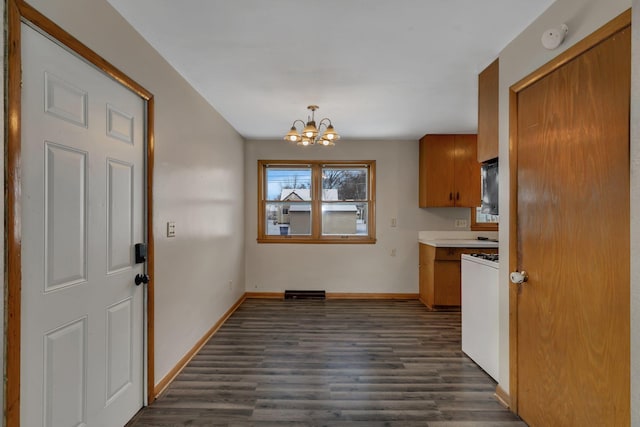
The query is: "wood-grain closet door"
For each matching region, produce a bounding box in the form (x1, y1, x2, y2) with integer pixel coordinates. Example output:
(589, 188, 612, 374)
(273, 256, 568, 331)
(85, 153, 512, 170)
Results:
(514, 26, 629, 425)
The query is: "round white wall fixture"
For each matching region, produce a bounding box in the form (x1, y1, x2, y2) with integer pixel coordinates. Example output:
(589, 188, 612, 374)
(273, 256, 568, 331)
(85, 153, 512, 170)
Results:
(541, 24, 569, 50)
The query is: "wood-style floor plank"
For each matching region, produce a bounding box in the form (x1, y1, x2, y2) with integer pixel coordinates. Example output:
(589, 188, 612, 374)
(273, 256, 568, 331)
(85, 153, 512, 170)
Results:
(128, 299, 524, 426)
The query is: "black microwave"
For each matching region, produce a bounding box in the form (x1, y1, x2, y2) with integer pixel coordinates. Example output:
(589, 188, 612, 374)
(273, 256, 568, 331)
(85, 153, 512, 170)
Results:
(481, 159, 499, 215)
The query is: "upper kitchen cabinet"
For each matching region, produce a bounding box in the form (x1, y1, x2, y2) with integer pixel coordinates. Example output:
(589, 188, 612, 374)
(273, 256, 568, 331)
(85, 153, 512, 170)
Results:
(477, 59, 499, 162)
(419, 134, 481, 208)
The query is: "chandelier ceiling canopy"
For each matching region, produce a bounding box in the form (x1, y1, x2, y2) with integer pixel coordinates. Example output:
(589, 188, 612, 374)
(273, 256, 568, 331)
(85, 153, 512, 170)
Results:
(283, 105, 340, 146)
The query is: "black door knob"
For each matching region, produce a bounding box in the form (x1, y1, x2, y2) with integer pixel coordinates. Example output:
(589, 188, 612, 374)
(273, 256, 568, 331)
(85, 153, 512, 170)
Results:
(135, 273, 150, 286)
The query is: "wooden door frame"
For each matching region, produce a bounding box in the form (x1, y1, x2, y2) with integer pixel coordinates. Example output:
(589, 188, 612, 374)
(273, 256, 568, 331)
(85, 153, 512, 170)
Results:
(5, 1, 156, 425)
(508, 9, 631, 414)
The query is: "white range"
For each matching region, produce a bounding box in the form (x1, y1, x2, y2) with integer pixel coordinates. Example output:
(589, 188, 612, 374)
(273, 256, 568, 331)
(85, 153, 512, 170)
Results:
(461, 253, 499, 381)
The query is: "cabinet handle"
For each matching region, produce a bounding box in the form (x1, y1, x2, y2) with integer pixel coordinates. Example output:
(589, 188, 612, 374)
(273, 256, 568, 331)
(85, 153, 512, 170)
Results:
(456, 192, 460, 200)
(449, 192, 453, 201)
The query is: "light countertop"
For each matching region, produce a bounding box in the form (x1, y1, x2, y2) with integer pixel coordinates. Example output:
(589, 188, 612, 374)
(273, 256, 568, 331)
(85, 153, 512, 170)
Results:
(418, 230, 499, 248)
(419, 238, 498, 248)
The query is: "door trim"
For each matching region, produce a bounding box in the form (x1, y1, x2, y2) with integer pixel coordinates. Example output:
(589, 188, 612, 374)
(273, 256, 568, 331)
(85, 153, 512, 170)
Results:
(5, 1, 156, 425)
(508, 9, 631, 414)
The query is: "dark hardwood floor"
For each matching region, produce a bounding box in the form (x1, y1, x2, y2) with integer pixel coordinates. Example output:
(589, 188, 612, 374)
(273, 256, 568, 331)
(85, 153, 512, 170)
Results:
(128, 298, 524, 426)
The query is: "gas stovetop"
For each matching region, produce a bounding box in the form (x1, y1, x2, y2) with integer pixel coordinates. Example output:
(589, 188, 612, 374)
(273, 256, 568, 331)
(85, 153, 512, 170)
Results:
(469, 253, 499, 262)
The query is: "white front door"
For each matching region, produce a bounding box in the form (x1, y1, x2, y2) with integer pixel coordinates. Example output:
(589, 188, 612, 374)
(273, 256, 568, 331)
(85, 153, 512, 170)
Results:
(21, 23, 146, 427)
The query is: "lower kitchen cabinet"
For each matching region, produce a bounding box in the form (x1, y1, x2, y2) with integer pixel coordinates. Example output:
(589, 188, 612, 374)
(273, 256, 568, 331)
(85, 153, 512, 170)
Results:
(419, 244, 497, 309)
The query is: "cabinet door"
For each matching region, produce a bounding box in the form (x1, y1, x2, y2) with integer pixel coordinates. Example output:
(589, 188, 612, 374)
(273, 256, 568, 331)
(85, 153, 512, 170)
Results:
(453, 134, 481, 207)
(419, 135, 455, 207)
(478, 59, 499, 162)
(433, 260, 461, 306)
(419, 244, 435, 306)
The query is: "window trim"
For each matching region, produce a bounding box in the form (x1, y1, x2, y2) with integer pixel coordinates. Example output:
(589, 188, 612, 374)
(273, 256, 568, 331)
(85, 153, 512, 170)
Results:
(257, 160, 376, 243)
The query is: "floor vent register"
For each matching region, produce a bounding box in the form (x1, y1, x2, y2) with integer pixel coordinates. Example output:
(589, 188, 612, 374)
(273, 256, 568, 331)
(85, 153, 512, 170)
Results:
(283, 290, 326, 300)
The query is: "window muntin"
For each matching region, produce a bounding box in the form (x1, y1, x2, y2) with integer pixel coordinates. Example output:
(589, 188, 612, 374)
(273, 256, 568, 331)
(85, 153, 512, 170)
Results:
(258, 161, 376, 243)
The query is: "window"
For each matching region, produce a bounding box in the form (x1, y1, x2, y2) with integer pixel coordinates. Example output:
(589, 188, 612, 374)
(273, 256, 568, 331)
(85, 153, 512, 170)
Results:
(470, 165, 499, 231)
(258, 160, 376, 243)
(470, 207, 498, 231)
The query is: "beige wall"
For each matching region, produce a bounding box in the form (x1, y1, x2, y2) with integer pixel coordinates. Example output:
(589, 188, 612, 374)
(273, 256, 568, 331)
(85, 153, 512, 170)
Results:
(497, 0, 632, 400)
(20, 0, 246, 386)
(245, 139, 472, 294)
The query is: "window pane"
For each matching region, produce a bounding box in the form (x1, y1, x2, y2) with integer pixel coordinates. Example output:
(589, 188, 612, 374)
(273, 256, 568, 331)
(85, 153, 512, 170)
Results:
(265, 202, 312, 235)
(322, 202, 368, 235)
(475, 207, 499, 224)
(264, 167, 313, 236)
(322, 168, 367, 201)
(266, 168, 311, 201)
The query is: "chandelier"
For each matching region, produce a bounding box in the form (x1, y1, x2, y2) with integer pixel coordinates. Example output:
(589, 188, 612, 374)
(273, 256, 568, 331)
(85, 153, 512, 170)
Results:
(283, 105, 340, 146)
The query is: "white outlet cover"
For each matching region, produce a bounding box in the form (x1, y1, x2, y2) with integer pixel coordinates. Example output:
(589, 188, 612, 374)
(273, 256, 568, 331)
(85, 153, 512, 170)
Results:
(167, 221, 176, 237)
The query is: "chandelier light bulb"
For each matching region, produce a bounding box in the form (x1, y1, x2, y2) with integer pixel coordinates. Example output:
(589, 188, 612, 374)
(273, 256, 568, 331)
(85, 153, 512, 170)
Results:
(284, 126, 301, 142)
(323, 138, 335, 146)
(302, 120, 317, 138)
(322, 124, 339, 141)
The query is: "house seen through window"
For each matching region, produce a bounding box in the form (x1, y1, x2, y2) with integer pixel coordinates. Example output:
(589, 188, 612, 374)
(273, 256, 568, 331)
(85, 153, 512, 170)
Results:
(258, 160, 376, 243)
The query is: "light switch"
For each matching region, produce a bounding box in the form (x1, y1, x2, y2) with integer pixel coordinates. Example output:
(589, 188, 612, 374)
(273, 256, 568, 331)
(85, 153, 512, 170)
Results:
(390, 217, 397, 227)
(167, 221, 176, 237)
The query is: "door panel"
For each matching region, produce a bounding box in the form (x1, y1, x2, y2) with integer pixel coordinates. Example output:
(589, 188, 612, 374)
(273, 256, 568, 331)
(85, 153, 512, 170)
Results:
(44, 71, 88, 127)
(21, 23, 145, 427)
(106, 298, 134, 403)
(45, 142, 88, 291)
(107, 159, 134, 273)
(44, 317, 87, 427)
(516, 27, 630, 425)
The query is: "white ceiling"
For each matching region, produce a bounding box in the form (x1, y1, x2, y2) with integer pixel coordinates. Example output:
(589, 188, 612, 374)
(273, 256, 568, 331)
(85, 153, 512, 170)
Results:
(106, 0, 554, 141)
